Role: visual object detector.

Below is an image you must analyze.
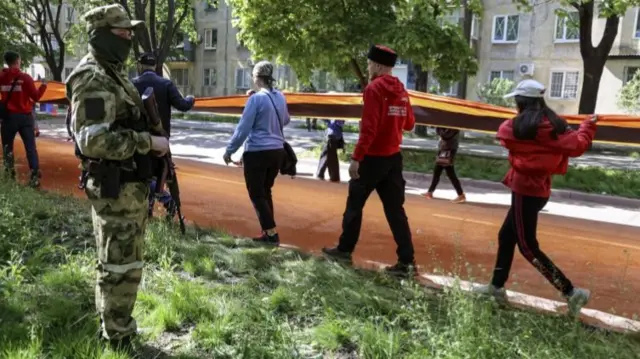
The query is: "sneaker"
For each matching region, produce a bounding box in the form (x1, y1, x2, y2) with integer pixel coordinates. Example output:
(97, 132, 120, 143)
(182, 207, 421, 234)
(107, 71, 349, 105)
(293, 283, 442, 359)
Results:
(384, 261, 418, 277)
(28, 170, 41, 189)
(472, 284, 508, 302)
(321, 246, 353, 264)
(452, 194, 466, 204)
(565, 287, 590, 317)
(252, 232, 280, 246)
(422, 192, 434, 199)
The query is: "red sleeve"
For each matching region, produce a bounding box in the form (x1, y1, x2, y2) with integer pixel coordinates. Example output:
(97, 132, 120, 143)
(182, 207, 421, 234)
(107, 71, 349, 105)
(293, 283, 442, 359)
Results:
(403, 99, 415, 131)
(545, 119, 596, 157)
(352, 86, 381, 161)
(23, 75, 47, 102)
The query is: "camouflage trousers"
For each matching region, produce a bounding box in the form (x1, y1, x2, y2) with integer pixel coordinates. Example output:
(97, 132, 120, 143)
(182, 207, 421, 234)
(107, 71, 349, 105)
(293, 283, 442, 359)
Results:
(85, 178, 150, 341)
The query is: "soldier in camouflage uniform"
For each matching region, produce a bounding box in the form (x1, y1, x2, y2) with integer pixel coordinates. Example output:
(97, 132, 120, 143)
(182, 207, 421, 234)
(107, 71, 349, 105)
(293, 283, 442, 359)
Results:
(65, 4, 169, 351)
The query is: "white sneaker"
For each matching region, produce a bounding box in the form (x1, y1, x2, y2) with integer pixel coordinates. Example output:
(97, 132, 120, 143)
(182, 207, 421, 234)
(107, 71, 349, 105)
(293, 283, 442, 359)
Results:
(472, 284, 507, 302)
(566, 288, 590, 317)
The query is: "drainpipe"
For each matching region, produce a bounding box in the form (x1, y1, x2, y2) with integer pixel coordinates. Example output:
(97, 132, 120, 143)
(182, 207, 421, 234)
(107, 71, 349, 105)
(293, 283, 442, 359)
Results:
(223, 3, 230, 95)
(458, 1, 473, 100)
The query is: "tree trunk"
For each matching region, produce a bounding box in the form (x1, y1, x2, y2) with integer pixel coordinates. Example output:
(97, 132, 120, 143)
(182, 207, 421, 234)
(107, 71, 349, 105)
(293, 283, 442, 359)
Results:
(156, 61, 164, 77)
(457, 2, 473, 100)
(350, 57, 367, 89)
(578, 57, 606, 114)
(414, 65, 429, 137)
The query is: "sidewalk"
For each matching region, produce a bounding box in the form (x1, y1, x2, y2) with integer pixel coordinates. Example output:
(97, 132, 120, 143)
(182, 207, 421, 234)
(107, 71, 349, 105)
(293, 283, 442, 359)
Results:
(37, 118, 640, 228)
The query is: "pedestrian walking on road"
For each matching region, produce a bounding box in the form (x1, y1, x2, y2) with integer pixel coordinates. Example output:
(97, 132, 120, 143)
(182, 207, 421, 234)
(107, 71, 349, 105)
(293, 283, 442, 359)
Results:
(322, 45, 417, 277)
(423, 127, 465, 203)
(315, 118, 345, 182)
(472, 79, 597, 317)
(0, 51, 47, 188)
(223, 60, 290, 246)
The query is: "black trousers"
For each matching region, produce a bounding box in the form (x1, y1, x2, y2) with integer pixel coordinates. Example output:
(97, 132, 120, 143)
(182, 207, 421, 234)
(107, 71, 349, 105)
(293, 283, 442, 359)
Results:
(428, 164, 464, 195)
(1, 113, 39, 172)
(491, 193, 574, 296)
(243, 149, 285, 231)
(315, 137, 342, 182)
(337, 152, 414, 264)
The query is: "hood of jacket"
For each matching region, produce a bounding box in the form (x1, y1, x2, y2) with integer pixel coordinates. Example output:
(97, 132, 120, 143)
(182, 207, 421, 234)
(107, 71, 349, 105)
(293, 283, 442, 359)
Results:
(369, 74, 407, 98)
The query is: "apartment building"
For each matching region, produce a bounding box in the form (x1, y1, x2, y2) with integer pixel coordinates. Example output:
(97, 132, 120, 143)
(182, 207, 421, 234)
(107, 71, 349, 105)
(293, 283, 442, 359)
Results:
(464, 0, 640, 114)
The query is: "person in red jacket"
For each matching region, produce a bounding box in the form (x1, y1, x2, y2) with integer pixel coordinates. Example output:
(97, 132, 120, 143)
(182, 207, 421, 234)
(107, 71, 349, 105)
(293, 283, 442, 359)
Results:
(322, 45, 417, 277)
(473, 79, 597, 317)
(0, 51, 47, 187)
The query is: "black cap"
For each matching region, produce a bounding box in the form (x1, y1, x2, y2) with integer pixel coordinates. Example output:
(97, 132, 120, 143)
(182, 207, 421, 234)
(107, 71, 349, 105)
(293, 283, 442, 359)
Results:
(367, 45, 397, 67)
(138, 52, 156, 66)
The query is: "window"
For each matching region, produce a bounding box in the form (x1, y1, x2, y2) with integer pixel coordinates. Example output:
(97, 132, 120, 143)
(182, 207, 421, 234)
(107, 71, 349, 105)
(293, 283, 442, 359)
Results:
(430, 76, 458, 97)
(235, 68, 251, 89)
(65, 7, 73, 28)
(170, 69, 189, 86)
(64, 67, 73, 80)
(204, 28, 217, 50)
(204, 68, 217, 86)
(489, 70, 515, 82)
(492, 15, 519, 43)
(624, 66, 640, 84)
(554, 11, 579, 42)
(549, 71, 579, 99)
(634, 8, 640, 38)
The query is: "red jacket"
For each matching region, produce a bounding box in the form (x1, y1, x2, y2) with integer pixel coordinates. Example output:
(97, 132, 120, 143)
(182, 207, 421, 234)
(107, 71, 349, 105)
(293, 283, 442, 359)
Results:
(352, 74, 415, 161)
(497, 117, 597, 198)
(0, 68, 47, 115)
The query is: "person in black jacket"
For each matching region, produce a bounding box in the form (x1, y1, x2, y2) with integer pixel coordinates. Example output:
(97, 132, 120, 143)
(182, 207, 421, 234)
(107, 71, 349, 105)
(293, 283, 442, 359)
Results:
(132, 52, 195, 219)
(423, 127, 466, 203)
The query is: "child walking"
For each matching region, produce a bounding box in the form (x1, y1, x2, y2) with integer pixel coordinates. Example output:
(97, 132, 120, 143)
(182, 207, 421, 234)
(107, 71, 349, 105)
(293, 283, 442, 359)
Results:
(473, 79, 597, 317)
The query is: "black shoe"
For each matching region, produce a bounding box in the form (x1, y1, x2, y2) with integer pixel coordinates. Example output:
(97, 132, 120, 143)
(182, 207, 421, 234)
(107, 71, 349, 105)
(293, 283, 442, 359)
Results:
(252, 232, 280, 246)
(108, 335, 137, 356)
(384, 261, 418, 278)
(164, 200, 177, 220)
(28, 170, 41, 188)
(321, 246, 353, 264)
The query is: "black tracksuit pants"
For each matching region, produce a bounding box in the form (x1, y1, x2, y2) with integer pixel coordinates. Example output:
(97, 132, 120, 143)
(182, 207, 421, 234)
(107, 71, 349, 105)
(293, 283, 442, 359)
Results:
(337, 152, 414, 264)
(491, 192, 574, 296)
(242, 149, 285, 231)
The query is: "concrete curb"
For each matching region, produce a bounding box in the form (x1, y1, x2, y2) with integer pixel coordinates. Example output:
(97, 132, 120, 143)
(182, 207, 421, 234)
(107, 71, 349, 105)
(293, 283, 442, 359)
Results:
(172, 123, 640, 210)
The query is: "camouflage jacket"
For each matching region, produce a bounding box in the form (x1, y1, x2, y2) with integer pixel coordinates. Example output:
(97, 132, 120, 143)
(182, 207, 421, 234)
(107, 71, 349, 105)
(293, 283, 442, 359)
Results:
(65, 53, 151, 163)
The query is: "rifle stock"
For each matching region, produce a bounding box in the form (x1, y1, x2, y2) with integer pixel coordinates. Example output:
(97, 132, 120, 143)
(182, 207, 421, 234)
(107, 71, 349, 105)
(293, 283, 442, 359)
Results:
(141, 87, 186, 234)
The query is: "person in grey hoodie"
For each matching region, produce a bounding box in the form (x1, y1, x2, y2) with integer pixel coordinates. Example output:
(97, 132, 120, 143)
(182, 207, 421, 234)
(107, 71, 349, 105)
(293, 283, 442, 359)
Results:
(223, 60, 290, 246)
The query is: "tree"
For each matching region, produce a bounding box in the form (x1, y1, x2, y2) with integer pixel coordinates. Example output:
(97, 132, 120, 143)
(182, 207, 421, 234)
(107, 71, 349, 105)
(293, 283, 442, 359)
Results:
(514, 0, 638, 114)
(0, 0, 77, 81)
(476, 78, 516, 108)
(72, 0, 201, 75)
(229, 0, 477, 90)
(0, 6, 41, 64)
(616, 70, 640, 114)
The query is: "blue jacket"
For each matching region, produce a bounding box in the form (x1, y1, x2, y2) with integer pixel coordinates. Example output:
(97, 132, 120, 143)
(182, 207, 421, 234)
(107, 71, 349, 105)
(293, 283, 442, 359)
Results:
(324, 119, 345, 139)
(132, 70, 195, 136)
(226, 88, 290, 154)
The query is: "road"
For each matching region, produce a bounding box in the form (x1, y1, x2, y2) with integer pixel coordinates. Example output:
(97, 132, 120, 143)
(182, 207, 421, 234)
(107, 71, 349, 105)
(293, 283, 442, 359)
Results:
(13, 137, 640, 323)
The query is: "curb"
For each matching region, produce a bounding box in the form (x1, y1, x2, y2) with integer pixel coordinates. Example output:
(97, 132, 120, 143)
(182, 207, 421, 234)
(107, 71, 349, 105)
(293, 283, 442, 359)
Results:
(172, 123, 640, 209)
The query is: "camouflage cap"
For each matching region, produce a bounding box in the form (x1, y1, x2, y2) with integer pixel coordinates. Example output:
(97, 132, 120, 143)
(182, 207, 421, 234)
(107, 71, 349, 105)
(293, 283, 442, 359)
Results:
(82, 4, 144, 32)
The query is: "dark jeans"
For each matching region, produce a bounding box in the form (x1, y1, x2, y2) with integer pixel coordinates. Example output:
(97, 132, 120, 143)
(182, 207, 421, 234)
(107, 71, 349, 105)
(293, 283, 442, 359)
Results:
(1, 113, 39, 172)
(491, 193, 574, 296)
(243, 148, 285, 231)
(337, 152, 414, 264)
(316, 137, 342, 182)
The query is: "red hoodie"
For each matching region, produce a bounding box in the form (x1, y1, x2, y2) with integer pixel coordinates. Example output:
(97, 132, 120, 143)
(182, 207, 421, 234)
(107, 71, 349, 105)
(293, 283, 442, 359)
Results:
(0, 67, 47, 115)
(352, 74, 415, 161)
(497, 117, 597, 198)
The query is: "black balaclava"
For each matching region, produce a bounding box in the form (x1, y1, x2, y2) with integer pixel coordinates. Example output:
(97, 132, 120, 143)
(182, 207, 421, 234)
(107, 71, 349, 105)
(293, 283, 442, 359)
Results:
(88, 27, 132, 64)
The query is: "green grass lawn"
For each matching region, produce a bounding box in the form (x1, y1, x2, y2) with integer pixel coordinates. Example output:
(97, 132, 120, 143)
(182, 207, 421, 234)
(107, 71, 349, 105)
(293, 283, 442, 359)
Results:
(301, 143, 640, 199)
(1, 180, 639, 358)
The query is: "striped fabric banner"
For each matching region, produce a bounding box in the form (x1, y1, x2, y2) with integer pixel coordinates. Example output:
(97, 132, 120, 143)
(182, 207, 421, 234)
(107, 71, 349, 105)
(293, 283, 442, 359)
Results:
(37, 81, 640, 146)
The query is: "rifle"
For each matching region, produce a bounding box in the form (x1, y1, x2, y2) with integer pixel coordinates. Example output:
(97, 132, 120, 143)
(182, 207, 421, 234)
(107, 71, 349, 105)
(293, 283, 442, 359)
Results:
(140, 86, 186, 234)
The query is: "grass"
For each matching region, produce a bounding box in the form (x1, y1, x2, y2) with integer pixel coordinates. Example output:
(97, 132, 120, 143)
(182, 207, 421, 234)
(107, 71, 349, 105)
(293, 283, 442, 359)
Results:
(301, 143, 640, 199)
(0, 179, 639, 358)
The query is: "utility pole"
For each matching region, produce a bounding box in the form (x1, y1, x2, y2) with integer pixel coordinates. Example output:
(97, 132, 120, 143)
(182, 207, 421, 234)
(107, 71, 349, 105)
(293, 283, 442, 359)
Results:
(457, 0, 474, 100)
(223, 1, 230, 96)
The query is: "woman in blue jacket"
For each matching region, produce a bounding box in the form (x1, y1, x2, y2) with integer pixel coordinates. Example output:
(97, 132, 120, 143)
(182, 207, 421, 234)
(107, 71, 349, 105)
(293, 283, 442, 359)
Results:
(223, 61, 290, 245)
